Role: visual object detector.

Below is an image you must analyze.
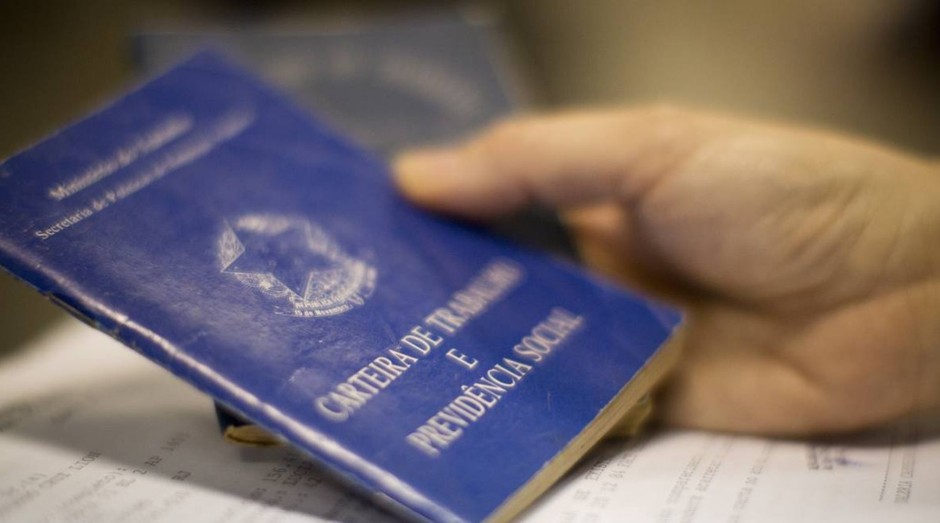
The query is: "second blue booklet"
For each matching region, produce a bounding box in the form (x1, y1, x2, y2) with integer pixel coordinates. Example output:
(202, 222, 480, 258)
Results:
(0, 53, 679, 522)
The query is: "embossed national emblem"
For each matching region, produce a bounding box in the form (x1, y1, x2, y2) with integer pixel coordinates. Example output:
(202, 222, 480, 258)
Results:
(218, 214, 376, 317)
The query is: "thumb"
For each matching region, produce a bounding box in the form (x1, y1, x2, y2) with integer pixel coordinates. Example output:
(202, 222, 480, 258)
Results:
(393, 107, 720, 219)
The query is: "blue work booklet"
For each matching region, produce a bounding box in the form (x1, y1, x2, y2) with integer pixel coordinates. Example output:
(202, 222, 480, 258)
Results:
(133, 11, 521, 155)
(0, 54, 679, 522)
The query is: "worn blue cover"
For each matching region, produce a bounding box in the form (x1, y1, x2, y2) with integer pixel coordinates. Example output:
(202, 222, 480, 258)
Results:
(0, 54, 677, 522)
(133, 12, 519, 155)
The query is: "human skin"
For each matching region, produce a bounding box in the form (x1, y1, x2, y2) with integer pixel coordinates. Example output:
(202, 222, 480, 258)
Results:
(393, 106, 940, 436)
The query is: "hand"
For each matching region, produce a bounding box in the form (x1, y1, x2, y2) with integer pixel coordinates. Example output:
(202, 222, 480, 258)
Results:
(393, 106, 940, 435)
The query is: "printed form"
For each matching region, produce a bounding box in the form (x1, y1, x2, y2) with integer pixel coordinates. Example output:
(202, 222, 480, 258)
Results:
(1, 319, 938, 522)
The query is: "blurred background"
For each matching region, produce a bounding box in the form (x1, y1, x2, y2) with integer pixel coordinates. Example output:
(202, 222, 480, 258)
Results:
(1, 0, 938, 352)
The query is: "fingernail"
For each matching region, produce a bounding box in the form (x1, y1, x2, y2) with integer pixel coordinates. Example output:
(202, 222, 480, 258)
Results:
(393, 149, 461, 199)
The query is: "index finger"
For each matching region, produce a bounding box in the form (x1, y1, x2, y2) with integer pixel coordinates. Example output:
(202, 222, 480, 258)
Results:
(393, 106, 723, 219)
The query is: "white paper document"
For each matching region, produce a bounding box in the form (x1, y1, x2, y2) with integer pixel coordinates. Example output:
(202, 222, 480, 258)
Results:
(525, 419, 940, 522)
(1, 319, 938, 522)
